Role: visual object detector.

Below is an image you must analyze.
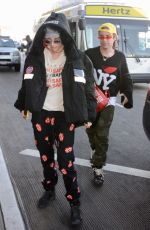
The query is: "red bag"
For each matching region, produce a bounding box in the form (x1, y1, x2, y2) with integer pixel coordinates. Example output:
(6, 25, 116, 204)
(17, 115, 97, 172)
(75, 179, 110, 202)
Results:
(95, 85, 109, 112)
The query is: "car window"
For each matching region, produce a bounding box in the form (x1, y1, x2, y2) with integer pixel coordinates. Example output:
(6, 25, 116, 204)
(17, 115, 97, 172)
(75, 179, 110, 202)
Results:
(0, 38, 15, 48)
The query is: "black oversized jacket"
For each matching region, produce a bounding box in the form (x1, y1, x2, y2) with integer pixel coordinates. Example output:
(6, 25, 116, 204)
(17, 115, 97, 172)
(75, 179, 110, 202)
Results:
(14, 12, 96, 125)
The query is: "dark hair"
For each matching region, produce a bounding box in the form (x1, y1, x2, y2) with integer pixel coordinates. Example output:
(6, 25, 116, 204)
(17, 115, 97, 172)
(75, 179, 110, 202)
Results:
(44, 25, 76, 56)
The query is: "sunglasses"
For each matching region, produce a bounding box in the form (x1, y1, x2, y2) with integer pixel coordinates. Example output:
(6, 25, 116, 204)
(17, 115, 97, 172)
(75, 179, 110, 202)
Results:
(43, 38, 62, 44)
(98, 35, 113, 40)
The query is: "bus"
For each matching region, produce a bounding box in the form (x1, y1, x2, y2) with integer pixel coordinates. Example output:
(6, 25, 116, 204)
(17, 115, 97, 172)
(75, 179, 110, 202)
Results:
(34, 0, 150, 83)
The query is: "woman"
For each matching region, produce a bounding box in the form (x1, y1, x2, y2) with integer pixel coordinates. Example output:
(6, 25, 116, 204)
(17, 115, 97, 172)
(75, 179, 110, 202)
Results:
(14, 12, 96, 226)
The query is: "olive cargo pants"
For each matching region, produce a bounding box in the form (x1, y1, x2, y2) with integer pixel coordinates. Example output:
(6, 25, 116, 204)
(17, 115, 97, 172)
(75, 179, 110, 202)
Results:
(86, 105, 115, 168)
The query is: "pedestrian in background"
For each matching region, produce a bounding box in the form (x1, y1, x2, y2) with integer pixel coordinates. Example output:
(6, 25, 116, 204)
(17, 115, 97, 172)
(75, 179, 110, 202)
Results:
(14, 12, 96, 226)
(85, 23, 133, 186)
(24, 34, 32, 55)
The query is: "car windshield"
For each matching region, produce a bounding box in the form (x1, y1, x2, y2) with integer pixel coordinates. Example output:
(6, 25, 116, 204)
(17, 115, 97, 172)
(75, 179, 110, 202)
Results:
(0, 38, 15, 48)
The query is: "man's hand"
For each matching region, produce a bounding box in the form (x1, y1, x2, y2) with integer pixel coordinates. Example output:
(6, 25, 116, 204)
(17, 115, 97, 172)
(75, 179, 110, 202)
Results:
(120, 93, 128, 106)
(84, 122, 92, 128)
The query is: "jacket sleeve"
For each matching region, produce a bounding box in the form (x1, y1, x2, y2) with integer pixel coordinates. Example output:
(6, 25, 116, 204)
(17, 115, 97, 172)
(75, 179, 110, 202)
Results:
(83, 53, 97, 122)
(14, 74, 26, 111)
(14, 58, 29, 111)
(119, 54, 133, 109)
(14, 84, 26, 111)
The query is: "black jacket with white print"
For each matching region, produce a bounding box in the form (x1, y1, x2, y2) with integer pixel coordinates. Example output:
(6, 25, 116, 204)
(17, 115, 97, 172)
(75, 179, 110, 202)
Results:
(14, 12, 97, 125)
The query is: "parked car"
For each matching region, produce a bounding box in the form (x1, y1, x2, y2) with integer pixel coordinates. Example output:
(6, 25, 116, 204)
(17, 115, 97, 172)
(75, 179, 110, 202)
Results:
(0, 36, 21, 72)
(14, 40, 23, 51)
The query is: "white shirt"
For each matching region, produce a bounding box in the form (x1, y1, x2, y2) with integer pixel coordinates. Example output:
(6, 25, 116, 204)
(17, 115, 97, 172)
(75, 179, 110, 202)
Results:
(43, 48, 66, 111)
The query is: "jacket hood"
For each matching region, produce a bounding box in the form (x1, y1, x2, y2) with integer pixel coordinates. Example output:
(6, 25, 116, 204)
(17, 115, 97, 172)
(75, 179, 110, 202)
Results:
(29, 12, 79, 59)
(44, 12, 72, 39)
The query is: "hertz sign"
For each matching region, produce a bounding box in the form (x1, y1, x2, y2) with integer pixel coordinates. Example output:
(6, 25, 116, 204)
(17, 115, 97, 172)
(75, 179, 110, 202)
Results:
(85, 5, 147, 18)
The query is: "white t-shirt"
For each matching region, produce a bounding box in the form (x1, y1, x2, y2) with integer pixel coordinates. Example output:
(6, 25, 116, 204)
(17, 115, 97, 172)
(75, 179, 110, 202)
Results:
(43, 49, 66, 111)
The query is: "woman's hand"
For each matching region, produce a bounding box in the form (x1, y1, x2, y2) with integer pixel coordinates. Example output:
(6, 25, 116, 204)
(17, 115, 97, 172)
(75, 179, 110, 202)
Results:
(21, 110, 30, 120)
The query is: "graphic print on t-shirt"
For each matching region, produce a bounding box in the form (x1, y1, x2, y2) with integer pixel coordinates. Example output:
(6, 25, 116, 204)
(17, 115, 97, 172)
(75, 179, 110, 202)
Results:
(46, 64, 63, 89)
(94, 66, 117, 90)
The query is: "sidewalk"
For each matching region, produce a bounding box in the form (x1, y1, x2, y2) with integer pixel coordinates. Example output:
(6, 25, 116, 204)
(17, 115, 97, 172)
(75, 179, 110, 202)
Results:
(0, 146, 26, 230)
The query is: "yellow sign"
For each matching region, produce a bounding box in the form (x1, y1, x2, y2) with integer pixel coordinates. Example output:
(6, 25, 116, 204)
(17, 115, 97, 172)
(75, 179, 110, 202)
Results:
(85, 5, 147, 18)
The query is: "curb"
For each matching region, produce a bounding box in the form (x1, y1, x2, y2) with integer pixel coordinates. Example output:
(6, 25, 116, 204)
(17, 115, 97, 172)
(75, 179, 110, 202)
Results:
(0, 146, 26, 230)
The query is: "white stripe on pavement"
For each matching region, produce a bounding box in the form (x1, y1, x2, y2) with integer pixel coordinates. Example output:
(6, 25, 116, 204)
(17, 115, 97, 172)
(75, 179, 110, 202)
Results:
(0, 146, 26, 230)
(20, 149, 150, 179)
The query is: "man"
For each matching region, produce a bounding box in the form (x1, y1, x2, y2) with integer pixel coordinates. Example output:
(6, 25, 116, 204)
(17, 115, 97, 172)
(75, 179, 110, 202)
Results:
(85, 23, 133, 186)
(14, 12, 96, 226)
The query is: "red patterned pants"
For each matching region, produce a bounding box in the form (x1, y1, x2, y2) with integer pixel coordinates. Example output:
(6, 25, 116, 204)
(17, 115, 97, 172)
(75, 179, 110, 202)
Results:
(31, 110, 80, 204)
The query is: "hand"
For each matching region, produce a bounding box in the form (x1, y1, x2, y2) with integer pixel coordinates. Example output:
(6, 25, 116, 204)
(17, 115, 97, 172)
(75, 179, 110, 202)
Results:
(120, 93, 128, 106)
(84, 122, 92, 128)
(21, 110, 30, 120)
